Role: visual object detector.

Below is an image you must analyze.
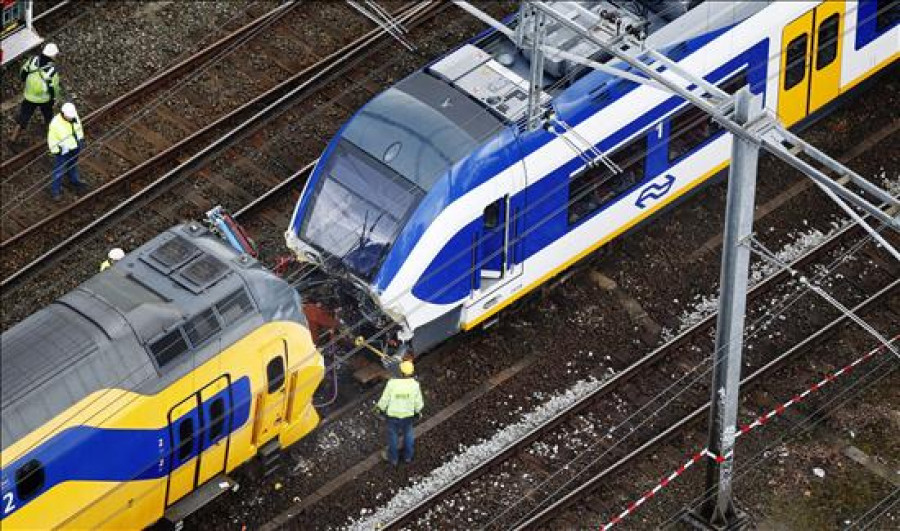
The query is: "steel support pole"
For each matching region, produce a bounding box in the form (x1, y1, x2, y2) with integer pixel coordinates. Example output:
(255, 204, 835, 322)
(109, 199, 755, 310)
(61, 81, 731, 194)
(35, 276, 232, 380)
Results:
(697, 88, 759, 529)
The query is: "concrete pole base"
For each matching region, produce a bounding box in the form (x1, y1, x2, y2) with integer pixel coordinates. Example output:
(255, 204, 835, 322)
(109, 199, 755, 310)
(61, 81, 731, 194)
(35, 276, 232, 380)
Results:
(679, 505, 751, 531)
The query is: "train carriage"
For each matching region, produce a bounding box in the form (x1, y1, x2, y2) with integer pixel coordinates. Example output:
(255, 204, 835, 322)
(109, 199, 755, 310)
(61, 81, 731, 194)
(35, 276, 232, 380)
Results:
(287, 0, 899, 353)
(1, 0, 41, 66)
(1, 224, 324, 529)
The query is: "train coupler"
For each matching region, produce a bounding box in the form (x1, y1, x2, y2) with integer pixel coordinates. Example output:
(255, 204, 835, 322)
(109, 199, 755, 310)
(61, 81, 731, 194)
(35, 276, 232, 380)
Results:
(205, 205, 258, 257)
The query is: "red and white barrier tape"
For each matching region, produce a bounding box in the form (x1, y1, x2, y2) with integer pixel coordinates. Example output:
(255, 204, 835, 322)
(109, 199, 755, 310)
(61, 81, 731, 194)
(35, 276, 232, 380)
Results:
(601, 450, 706, 530)
(599, 336, 898, 531)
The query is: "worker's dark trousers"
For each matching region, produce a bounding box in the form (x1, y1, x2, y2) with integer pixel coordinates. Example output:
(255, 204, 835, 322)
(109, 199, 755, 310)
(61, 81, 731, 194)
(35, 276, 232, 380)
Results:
(386, 416, 414, 465)
(51, 150, 83, 197)
(17, 99, 54, 129)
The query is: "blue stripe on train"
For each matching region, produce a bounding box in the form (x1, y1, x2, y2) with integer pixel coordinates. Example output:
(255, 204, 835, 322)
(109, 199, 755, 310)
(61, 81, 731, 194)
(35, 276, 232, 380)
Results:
(408, 39, 770, 305)
(376, 25, 740, 293)
(856, 0, 899, 50)
(0, 377, 252, 521)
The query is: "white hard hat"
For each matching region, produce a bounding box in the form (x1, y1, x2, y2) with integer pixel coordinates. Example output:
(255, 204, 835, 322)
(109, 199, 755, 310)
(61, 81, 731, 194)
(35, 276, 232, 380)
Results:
(108, 248, 125, 261)
(61, 102, 77, 119)
(42, 42, 59, 58)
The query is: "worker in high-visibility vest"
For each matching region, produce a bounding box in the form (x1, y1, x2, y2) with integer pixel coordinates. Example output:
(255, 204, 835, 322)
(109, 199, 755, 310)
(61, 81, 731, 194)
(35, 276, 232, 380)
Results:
(376, 360, 424, 466)
(47, 102, 87, 201)
(11, 43, 62, 143)
(100, 248, 125, 271)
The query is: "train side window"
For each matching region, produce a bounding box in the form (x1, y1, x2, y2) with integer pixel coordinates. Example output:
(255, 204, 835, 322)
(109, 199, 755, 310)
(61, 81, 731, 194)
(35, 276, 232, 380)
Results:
(483, 201, 501, 229)
(568, 137, 646, 225)
(177, 418, 194, 461)
(816, 14, 840, 70)
(149, 329, 189, 368)
(784, 33, 808, 90)
(721, 70, 748, 95)
(15, 460, 44, 501)
(668, 104, 722, 163)
(876, 0, 900, 33)
(216, 289, 254, 327)
(209, 398, 226, 441)
(267, 357, 285, 393)
(185, 309, 220, 347)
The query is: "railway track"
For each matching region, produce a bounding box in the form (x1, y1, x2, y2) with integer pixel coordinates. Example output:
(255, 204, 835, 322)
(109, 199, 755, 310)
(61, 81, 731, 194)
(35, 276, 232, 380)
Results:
(515, 291, 898, 530)
(343, 192, 898, 529)
(1, 2, 282, 165)
(0, 1, 516, 332)
(0, 3, 894, 527)
(224, 163, 895, 530)
(0, 0, 395, 278)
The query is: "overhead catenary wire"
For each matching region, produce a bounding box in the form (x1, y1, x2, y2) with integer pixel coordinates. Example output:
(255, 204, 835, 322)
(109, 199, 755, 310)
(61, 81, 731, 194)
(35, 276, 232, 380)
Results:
(851, 487, 900, 531)
(662, 347, 899, 531)
(5, 4, 892, 524)
(746, 234, 900, 357)
(1, 0, 299, 215)
(1, 0, 879, 296)
(5, 0, 890, 468)
(478, 214, 898, 529)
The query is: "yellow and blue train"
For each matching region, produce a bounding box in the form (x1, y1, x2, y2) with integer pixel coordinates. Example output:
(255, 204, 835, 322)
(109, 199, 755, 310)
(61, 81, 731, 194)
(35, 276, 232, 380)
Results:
(1, 223, 324, 529)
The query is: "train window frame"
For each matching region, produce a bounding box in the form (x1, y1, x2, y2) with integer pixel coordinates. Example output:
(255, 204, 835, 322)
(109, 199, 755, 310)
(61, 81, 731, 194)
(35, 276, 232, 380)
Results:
(177, 418, 195, 461)
(784, 33, 809, 91)
(567, 136, 647, 226)
(483, 200, 501, 230)
(816, 14, 840, 70)
(665, 69, 746, 167)
(208, 398, 227, 441)
(15, 459, 44, 501)
(266, 357, 285, 394)
(668, 106, 721, 164)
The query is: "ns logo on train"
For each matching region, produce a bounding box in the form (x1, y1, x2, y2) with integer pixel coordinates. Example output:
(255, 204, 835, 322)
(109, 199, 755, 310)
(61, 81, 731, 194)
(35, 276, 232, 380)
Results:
(635, 174, 676, 209)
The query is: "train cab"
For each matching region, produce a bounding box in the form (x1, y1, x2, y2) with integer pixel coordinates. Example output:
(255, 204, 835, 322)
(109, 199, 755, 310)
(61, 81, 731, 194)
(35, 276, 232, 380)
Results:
(288, 0, 899, 354)
(286, 68, 505, 340)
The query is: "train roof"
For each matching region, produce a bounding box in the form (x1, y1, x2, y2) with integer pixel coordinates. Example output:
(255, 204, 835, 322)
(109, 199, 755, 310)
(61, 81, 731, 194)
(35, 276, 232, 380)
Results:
(1, 223, 304, 451)
(343, 71, 501, 191)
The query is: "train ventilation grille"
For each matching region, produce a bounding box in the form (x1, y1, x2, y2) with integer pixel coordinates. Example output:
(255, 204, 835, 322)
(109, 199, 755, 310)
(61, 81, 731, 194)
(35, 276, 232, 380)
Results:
(145, 235, 200, 274)
(176, 254, 229, 293)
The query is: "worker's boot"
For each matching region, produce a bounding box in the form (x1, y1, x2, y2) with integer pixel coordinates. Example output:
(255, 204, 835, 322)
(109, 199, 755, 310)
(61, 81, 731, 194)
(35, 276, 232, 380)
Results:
(380, 450, 397, 467)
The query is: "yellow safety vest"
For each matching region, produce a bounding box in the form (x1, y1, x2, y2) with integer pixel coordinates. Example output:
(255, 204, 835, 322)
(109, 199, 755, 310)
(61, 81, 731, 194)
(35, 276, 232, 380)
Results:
(377, 377, 424, 419)
(99, 260, 111, 272)
(22, 56, 60, 104)
(47, 113, 84, 155)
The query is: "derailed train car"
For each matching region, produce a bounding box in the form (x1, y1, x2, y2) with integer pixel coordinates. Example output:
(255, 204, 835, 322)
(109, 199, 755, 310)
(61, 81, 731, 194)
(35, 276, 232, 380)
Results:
(1, 223, 323, 529)
(287, 0, 898, 352)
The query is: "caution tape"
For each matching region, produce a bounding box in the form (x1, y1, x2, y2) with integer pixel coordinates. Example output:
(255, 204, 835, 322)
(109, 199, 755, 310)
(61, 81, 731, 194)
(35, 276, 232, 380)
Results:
(599, 336, 898, 531)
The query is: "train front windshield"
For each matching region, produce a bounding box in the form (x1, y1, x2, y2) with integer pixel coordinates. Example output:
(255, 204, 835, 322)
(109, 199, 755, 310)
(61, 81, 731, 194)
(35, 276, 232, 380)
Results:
(299, 72, 501, 281)
(300, 140, 424, 280)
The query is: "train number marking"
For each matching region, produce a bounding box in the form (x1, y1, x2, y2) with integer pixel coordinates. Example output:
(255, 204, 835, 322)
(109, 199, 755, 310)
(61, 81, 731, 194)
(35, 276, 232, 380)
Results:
(635, 174, 676, 209)
(3, 492, 15, 515)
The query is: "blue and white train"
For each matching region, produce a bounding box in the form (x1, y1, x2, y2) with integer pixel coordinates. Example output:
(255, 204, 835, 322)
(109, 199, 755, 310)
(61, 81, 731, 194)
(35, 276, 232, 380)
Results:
(287, 0, 898, 352)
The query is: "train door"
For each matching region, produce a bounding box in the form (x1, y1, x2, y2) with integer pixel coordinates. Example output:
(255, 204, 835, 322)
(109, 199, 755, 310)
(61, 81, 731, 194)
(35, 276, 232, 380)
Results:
(809, 2, 844, 113)
(166, 396, 201, 506)
(464, 167, 526, 320)
(196, 376, 231, 485)
(479, 196, 508, 280)
(778, 3, 845, 126)
(252, 340, 287, 446)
